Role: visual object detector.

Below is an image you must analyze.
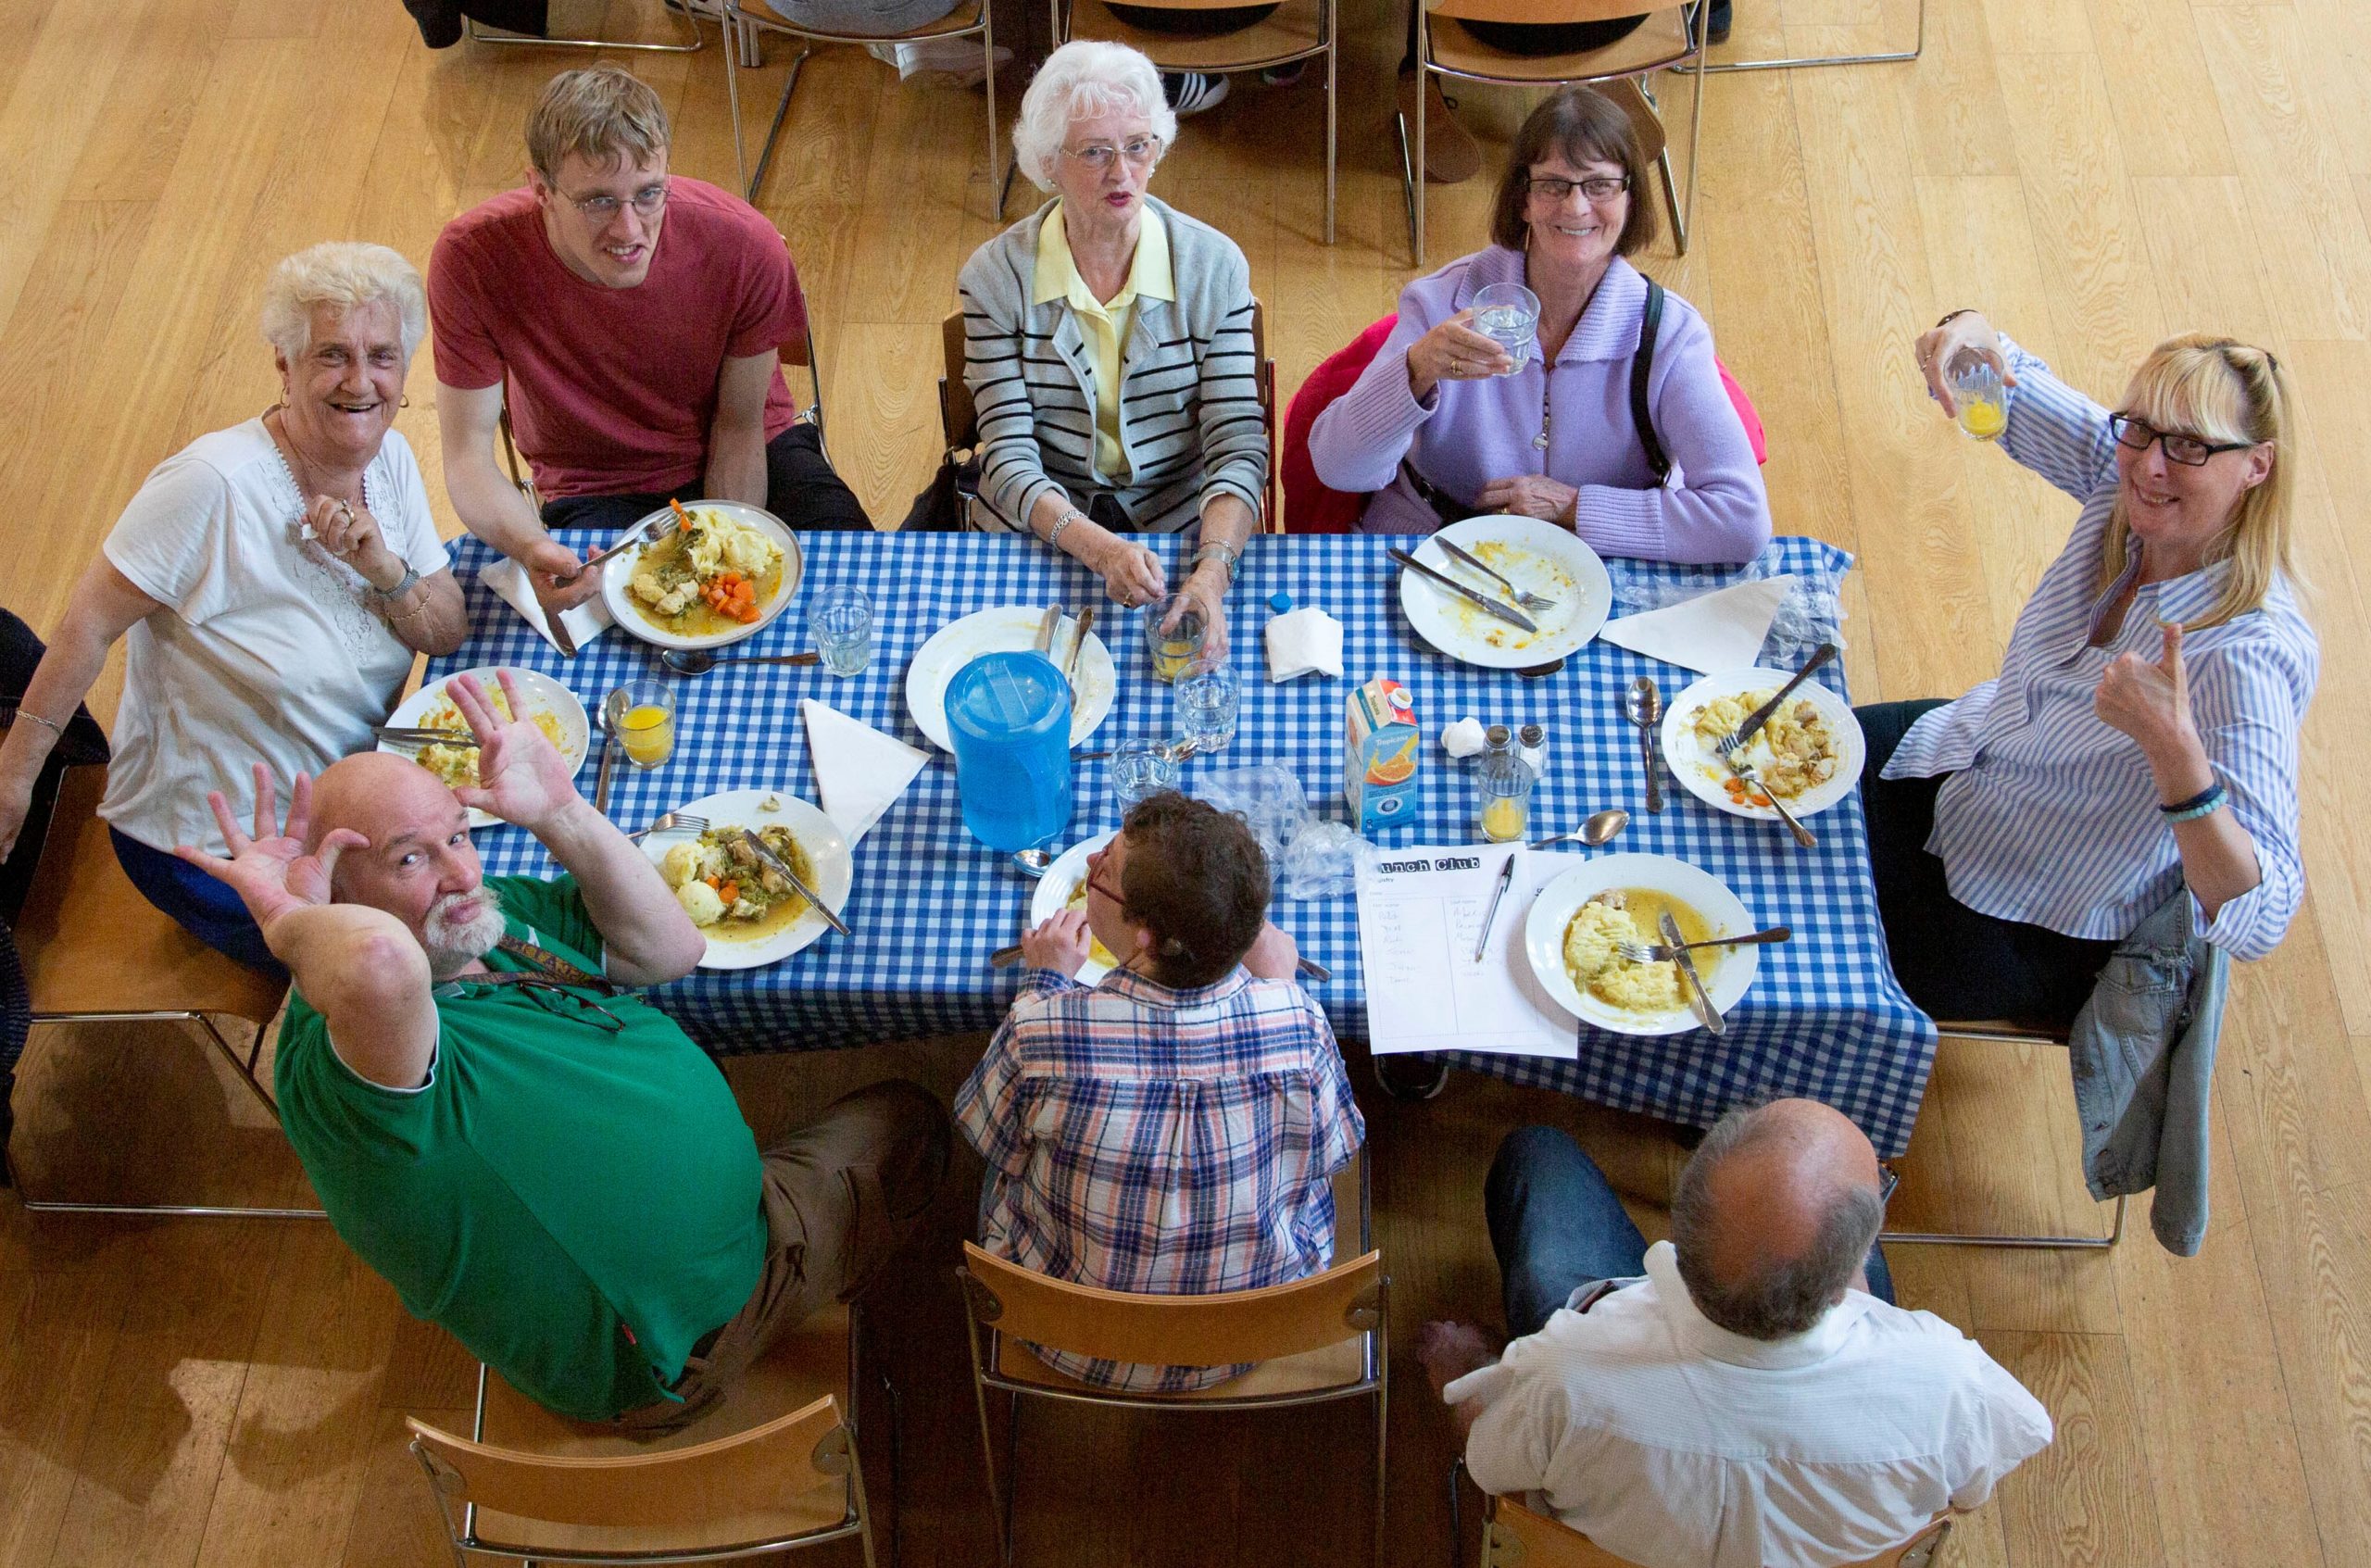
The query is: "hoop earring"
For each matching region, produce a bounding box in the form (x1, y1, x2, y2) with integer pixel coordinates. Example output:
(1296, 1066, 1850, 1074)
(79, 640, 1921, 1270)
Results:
(398, 394, 411, 408)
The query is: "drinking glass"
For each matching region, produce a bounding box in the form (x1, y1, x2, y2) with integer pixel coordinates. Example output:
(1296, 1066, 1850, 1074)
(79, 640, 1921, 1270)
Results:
(1474, 750, 1535, 844)
(1174, 659, 1241, 753)
(1472, 282, 1540, 375)
(1109, 735, 1183, 816)
(1949, 353, 2007, 442)
(1145, 595, 1207, 684)
(606, 680, 676, 771)
(811, 585, 875, 676)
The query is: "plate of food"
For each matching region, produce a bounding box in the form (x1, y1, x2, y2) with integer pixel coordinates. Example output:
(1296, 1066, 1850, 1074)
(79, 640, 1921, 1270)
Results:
(642, 788, 853, 969)
(1524, 853, 1759, 1036)
(601, 500, 804, 650)
(1025, 829, 1122, 984)
(1662, 668, 1865, 822)
(905, 606, 1117, 752)
(378, 667, 589, 828)
(1398, 514, 1612, 670)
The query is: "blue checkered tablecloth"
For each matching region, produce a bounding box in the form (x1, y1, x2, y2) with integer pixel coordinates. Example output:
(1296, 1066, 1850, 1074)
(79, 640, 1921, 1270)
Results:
(428, 530, 1938, 1157)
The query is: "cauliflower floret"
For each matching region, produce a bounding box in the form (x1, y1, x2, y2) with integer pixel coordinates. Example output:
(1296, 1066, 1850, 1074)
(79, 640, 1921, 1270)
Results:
(675, 880, 726, 926)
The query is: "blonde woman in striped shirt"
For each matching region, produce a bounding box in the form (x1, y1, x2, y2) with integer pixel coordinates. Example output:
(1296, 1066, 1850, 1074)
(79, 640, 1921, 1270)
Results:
(1862, 316, 2316, 1024)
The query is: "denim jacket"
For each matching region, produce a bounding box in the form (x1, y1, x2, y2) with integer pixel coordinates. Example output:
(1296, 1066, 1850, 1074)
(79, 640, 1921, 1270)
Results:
(2066, 886, 2228, 1256)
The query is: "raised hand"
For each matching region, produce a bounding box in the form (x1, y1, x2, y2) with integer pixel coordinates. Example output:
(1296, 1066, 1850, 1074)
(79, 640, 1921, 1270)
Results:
(304, 495, 403, 588)
(446, 670, 581, 833)
(1020, 907, 1092, 977)
(1913, 309, 2017, 417)
(1407, 308, 1516, 400)
(174, 764, 368, 933)
(2095, 621, 2196, 763)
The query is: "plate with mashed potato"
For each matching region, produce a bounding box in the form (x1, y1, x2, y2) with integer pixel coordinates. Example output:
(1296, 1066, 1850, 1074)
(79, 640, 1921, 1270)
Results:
(379, 667, 589, 829)
(601, 500, 804, 650)
(1524, 853, 1759, 1035)
(1025, 829, 1122, 984)
(1662, 667, 1865, 823)
(639, 788, 852, 969)
(1397, 514, 1612, 670)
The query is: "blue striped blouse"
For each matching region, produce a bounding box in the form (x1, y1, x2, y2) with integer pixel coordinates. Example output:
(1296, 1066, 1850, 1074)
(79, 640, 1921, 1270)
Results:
(1880, 338, 2318, 960)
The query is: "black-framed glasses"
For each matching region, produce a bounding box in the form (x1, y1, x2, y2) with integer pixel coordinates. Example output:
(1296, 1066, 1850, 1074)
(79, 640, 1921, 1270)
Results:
(564, 180, 670, 222)
(1526, 174, 1629, 203)
(2110, 414, 2253, 468)
(1062, 135, 1163, 171)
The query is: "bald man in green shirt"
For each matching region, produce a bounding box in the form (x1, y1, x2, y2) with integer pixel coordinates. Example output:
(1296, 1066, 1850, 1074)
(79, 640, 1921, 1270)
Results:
(178, 671, 946, 1430)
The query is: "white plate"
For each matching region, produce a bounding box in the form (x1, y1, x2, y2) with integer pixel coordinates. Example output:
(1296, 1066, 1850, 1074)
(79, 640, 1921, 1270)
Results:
(599, 500, 805, 651)
(1398, 515, 1612, 670)
(905, 606, 1117, 752)
(639, 789, 853, 970)
(381, 666, 590, 830)
(1026, 829, 1121, 985)
(1661, 667, 1866, 822)
(1524, 853, 1759, 1036)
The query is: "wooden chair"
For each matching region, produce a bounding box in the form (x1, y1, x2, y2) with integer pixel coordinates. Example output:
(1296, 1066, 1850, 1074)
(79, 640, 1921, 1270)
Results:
(936, 300, 1281, 533)
(1053, 0, 1339, 244)
(4, 765, 318, 1219)
(1468, 1477, 1954, 1568)
(1400, 0, 1710, 267)
(1673, 0, 1926, 76)
(407, 1301, 883, 1566)
(465, 0, 709, 52)
(721, 0, 1003, 217)
(956, 1153, 1383, 1564)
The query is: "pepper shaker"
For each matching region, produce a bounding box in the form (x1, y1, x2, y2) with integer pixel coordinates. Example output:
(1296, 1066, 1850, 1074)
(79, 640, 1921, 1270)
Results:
(1516, 722, 1548, 776)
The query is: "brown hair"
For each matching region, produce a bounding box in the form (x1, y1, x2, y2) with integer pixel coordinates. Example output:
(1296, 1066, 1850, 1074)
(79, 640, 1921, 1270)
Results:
(1116, 792, 1271, 988)
(1490, 86, 1657, 257)
(526, 65, 671, 185)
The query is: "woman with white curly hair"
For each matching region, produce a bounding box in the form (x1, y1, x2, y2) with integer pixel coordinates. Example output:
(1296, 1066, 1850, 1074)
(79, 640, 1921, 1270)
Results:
(0, 241, 464, 974)
(957, 41, 1265, 656)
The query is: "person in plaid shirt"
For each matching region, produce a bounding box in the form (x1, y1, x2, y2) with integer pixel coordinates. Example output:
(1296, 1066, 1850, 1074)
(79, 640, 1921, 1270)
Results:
(956, 791, 1364, 1392)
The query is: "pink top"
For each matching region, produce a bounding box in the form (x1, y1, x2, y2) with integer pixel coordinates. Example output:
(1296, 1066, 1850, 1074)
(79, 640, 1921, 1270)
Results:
(428, 178, 805, 499)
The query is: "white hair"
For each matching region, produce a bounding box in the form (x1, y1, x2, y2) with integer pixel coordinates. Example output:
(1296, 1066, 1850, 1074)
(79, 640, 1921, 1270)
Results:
(258, 242, 428, 363)
(1011, 41, 1177, 194)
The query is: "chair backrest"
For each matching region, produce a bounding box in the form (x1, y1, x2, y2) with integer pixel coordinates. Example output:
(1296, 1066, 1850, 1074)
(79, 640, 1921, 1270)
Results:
(1282, 312, 1399, 532)
(1483, 1496, 1954, 1568)
(960, 1241, 1383, 1366)
(405, 1392, 851, 1535)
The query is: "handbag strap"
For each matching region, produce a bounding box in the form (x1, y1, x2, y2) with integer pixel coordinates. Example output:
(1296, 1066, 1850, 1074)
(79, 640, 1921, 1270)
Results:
(1632, 280, 1671, 485)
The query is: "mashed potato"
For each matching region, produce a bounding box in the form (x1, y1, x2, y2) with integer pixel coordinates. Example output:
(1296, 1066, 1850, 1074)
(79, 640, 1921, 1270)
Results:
(1562, 890, 1719, 1014)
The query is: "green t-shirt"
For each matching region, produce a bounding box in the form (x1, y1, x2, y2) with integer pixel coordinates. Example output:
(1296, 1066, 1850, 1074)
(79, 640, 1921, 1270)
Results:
(275, 875, 765, 1421)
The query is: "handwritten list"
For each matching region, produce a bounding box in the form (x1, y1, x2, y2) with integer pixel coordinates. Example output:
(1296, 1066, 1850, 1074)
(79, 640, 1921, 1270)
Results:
(1356, 845, 1581, 1059)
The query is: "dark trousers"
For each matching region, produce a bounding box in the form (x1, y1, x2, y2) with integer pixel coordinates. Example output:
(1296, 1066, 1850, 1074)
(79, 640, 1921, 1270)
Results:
(539, 424, 871, 534)
(1858, 699, 2115, 1027)
(1485, 1125, 1894, 1340)
(109, 828, 287, 981)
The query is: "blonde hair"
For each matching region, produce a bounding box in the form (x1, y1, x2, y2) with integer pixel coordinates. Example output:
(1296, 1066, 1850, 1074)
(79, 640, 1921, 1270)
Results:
(258, 242, 426, 361)
(2101, 334, 2298, 632)
(525, 65, 670, 185)
(1011, 42, 1176, 193)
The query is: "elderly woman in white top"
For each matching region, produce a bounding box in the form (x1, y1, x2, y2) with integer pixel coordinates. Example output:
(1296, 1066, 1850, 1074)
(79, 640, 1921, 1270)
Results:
(1860, 315, 2316, 1024)
(0, 242, 464, 974)
(958, 41, 1266, 657)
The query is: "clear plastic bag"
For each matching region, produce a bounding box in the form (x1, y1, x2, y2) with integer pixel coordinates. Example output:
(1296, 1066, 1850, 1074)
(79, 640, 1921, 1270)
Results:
(1196, 764, 1374, 899)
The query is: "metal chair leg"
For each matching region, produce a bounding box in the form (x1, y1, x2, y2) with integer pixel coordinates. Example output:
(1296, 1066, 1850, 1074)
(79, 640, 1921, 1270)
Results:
(1323, 6, 1336, 245)
(1656, 146, 1686, 256)
(1394, 111, 1418, 263)
(1414, 58, 1428, 269)
(1676, 0, 1926, 73)
(985, 8, 1004, 222)
(1882, 1191, 2128, 1251)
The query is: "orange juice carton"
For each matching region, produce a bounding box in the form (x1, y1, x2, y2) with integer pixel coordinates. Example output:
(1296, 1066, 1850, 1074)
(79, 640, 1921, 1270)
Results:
(1347, 677, 1421, 834)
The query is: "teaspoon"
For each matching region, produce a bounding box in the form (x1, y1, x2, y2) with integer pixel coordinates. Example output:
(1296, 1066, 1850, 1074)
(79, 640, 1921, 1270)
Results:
(1528, 808, 1630, 851)
(660, 648, 820, 676)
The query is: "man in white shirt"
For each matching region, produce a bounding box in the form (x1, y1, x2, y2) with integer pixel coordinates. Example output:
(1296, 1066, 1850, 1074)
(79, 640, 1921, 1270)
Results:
(1422, 1101, 2052, 1568)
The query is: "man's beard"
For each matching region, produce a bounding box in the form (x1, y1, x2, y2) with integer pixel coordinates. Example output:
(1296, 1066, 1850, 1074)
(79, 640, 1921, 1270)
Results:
(421, 889, 507, 980)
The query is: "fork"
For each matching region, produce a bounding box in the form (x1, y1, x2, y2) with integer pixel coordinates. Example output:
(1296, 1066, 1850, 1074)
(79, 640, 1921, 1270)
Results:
(625, 811, 709, 841)
(376, 727, 476, 746)
(1614, 926, 1792, 964)
(575, 512, 675, 574)
(1436, 537, 1558, 613)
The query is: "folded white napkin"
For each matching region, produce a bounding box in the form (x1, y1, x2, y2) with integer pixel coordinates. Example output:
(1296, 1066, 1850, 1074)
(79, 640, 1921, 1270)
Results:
(800, 699, 928, 845)
(1599, 576, 1792, 674)
(1265, 607, 1344, 683)
(482, 556, 613, 654)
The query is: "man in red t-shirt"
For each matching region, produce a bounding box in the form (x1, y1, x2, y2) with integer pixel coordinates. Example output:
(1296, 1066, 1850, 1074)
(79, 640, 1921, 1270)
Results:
(431, 66, 868, 611)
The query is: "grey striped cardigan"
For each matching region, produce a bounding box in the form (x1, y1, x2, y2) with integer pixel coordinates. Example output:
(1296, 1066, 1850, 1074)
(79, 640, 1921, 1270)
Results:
(956, 196, 1267, 534)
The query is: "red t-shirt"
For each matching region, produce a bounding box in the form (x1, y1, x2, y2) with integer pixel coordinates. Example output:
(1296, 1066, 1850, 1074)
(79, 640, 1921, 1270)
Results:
(429, 178, 805, 499)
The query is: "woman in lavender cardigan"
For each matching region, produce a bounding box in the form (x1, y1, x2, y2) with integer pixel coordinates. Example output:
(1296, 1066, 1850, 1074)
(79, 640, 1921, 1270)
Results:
(1310, 88, 1770, 563)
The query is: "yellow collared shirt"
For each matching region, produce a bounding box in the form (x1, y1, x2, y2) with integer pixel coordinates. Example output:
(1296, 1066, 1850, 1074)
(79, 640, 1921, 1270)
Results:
(1034, 203, 1174, 486)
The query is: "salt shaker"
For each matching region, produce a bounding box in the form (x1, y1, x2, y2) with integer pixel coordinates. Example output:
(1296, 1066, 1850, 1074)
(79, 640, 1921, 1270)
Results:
(1516, 722, 1548, 775)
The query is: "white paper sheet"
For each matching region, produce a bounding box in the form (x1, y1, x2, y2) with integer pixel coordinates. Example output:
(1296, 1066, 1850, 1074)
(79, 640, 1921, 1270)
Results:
(1356, 845, 1579, 1059)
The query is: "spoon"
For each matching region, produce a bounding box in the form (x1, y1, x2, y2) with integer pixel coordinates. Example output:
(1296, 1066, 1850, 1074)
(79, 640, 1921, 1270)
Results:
(660, 648, 821, 676)
(1625, 676, 1664, 814)
(1528, 808, 1630, 851)
(1011, 848, 1055, 878)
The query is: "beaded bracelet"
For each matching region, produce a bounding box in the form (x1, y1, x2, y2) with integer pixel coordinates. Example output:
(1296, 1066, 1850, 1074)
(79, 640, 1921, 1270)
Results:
(2161, 783, 2228, 822)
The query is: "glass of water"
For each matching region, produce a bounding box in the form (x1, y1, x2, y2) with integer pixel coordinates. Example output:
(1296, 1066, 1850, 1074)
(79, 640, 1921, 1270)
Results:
(1174, 658, 1240, 753)
(1109, 735, 1183, 816)
(811, 585, 874, 676)
(1472, 282, 1539, 375)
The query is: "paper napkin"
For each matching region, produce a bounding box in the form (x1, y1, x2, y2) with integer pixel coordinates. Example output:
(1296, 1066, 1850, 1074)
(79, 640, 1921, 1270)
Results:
(1265, 607, 1345, 683)
(800, 700, 928, 844)
(481, 556, 614, 654)
(1599, 576, 1792, 673)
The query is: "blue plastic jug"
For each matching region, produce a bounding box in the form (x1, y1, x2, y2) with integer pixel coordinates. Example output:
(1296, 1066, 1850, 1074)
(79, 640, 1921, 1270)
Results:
(946, 650, 1074, 852)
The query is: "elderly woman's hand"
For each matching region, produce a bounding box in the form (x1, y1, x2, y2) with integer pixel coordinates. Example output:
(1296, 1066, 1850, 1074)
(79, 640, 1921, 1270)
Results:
(1475, 473, 1578, 527)
(1407, 309, 1516, 403)
(1085, 532, 1167, 609)
(2097, 621, 2203, 771)
(1176, 561, 1231, 662)
(304, 494, 406, 590)
(1914, 310, 2017, 417)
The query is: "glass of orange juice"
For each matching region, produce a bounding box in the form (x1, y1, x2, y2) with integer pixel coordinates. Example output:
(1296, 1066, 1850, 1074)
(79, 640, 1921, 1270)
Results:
(606, 680, 676, 770)
(1475, 751, 1535, 843)
(1949, 353, 2008, 441)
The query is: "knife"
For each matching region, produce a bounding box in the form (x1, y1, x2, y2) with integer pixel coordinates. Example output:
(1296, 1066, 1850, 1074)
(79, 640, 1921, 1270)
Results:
(1034, 604, 1064, 657)
(1724, 642, 1839, 754)
(539, 576, 581, 658)
(1388, 548, 1538, 633)
(1661, 910, 1725, 1035)
(1725, 755, 1819, 849)
(591, 732, 619, 813)
(739, 827, 851, 937)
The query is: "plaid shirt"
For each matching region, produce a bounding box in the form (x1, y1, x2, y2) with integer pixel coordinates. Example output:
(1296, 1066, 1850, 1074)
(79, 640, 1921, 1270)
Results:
(956, 964, 1365, 1392)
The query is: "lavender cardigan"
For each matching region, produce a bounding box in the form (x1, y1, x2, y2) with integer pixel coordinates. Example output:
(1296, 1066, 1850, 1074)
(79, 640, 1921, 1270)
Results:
(1308, 248, 1770, 561)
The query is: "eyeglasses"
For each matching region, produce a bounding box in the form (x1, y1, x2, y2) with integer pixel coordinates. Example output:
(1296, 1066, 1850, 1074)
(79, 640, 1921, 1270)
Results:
(1085, 868, 1126, 906)
(562, 181, 670, 222)
(1062, 136, 1164, 170)
(1526, 174, 1629, 203)
(2110, 414, 2253, 468)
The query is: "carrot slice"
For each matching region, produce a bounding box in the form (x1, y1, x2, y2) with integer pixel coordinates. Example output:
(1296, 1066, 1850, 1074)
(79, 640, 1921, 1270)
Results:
(719, 882, 739, 905)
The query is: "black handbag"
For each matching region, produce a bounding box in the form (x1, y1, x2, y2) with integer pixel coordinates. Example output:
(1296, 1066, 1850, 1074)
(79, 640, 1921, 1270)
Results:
(900, 449, 982, 533)
(1, 606, 112, 925)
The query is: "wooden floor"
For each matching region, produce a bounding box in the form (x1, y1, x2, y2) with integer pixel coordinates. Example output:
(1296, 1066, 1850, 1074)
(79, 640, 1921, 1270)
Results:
(6, 0, 2371, 1562)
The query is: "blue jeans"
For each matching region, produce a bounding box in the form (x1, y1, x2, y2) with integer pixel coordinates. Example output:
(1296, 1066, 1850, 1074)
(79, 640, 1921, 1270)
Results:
(109, 828, 286, 982)
(1485, 1126, 1894, 1339)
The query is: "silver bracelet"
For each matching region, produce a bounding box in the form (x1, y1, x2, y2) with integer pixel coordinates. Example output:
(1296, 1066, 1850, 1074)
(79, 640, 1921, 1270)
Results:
(367, 564, 423, 610)
(1047, 510, 1086, 552)
(6, 706, 64, 739)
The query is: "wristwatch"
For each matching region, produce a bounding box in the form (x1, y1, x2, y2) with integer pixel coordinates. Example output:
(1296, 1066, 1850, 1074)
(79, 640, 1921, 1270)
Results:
(1194, 540, 1241, 585)
(367, 564, 422, 608)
